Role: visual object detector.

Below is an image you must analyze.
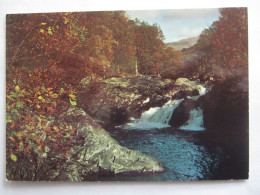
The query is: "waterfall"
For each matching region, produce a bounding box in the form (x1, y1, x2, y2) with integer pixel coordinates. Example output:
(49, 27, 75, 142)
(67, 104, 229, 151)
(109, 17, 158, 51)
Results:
(119, 83, 208, 131)
(179, 108, 205, 131)
(179, 84, 206, 131)
(121, 99, 183, 130)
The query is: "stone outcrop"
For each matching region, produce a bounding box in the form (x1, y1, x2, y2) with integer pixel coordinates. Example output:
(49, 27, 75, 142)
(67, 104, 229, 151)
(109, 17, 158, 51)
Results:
(6, 106, 164, 181)
(169, 99, 199, 127)
(78, 76, 174, 127)
(77, 76, 203, 128)
(58, 107, 164, 181)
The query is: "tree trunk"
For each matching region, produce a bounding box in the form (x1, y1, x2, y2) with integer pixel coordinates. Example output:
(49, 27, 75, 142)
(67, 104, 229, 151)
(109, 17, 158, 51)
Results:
(135, 60, 139, 76)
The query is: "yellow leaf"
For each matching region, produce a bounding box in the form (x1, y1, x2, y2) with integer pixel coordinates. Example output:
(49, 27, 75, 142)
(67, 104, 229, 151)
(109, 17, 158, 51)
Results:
(40, 29, 45, 33)
(51, 93, 59, 98)
(38, 145, 42, 151)
(11, 153, 17, 162)
(36, 105, 41, 109)
(15, 85, 20, 91)
(17, 131, 22, 140)
(38, 96, 44, 100)
(47, 27, 53, 35)
(9, 136, 15, 142)
(41, 22, 47, 25)
(69, 94, 76, 100)
(6, 119, 12, 123)
(53, 126, 59, 132)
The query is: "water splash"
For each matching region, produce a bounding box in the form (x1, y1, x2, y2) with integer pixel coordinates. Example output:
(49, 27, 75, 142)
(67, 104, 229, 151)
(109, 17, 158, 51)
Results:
(179, 108, 205, 131)
(121, 99, 183, 130)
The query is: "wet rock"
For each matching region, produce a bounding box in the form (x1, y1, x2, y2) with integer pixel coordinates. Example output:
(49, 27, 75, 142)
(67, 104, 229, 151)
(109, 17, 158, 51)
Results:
(7, 106, 164, 181)
(58, 107, 164, 180)
(77, 76, 204, 128)
(169, 99, 198, 127)
(175, 78, 193, 86)
(199, 77, 249, 179)
(172, 89, 200, 100)
(175, 78, 203, 94)
(110, 107, 129, 124)
(77, 76, 176, 127)
(201, 77, 248, 136)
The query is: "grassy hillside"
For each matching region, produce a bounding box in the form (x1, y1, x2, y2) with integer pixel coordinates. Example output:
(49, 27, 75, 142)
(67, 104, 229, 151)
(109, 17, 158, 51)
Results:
(166, 37, 199, 51)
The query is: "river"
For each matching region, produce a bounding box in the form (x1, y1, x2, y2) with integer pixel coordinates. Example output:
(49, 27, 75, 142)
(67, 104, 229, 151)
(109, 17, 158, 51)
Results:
(105, 127, 226, 181)
(101, 83, 227, 181)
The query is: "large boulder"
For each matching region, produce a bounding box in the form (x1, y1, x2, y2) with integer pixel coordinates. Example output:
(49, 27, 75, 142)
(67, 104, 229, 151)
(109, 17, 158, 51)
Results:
(200, 77, 248, 140)
(169, 99, 198, 127)
(58, 107, 164, 180)
(7, 106, 164, 181)
(175, 78, 204, 95)
(199, 77, 249, 179)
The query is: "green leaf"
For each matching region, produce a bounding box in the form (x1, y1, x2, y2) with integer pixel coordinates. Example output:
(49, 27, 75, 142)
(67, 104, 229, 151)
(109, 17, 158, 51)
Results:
(70, 99, 77, 106)
(16, 101, 23, 108)
(6, 119, 12, 123)
(17, 93, 23, 97)
(41, 86, 46, 92)
(10, 91, 17, 98)
(35, 115, 42, 122)
(38, 96, 44, 100)
(15, 86, 20, 91)
(11, 153, 17, 162)
(52, 94, 59, 98)
(60, 88, 65, 93)
(45, 98, 52, 103)
(11, 109, 18, 113)
(45, 146, 49, 153)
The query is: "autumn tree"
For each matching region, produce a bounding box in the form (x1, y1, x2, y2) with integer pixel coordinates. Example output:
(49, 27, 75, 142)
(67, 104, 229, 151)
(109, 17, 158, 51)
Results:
(193, 8, 248, 79)
(133, 20, 165, 75)
(186, 8, 248, 80)
(160, 46, 182, 78)
(211, 8, 248, 77)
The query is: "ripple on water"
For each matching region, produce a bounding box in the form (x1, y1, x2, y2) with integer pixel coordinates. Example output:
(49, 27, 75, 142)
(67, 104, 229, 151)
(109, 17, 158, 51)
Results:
(111, 128, 221, 181)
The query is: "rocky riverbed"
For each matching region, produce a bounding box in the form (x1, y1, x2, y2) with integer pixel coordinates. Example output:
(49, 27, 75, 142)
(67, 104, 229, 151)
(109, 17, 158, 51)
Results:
(77, 76, 204, 128)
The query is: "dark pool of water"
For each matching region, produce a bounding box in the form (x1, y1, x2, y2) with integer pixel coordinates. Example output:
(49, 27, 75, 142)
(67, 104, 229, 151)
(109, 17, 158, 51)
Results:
(103, 127, 227, 181)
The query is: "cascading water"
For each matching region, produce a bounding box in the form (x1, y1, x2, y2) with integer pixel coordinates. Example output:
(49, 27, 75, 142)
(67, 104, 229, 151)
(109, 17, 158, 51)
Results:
(120, 83, 208, 131)
(179, 83, 207, 131)
(121, 99, 183, 130)
(179, 108, 205, 131)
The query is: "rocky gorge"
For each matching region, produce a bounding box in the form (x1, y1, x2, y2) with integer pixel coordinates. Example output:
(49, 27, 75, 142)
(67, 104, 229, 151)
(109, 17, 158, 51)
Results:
(7, 75, 248, 181)
(77, 76, 204, 128)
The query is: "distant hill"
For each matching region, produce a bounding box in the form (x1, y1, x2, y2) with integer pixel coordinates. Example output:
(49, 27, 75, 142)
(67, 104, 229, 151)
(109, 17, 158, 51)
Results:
(166, 37, 199, 51)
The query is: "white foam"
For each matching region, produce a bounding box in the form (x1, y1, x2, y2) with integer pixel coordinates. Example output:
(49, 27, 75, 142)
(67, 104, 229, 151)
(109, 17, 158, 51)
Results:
(179, 108, 205, 131)
(121, 99, 183, 130)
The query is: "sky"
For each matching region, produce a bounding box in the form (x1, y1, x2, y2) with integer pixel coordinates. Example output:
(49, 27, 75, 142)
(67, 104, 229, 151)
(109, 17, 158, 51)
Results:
(126, 9, 220, 43)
